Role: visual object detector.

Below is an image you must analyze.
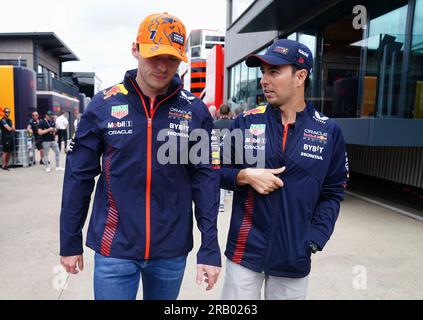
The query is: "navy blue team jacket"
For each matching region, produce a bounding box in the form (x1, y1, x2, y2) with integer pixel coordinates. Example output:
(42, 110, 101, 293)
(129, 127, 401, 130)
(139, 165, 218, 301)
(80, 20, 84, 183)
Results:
(60, 69, 221, 267)
(220, 103, 348, 277)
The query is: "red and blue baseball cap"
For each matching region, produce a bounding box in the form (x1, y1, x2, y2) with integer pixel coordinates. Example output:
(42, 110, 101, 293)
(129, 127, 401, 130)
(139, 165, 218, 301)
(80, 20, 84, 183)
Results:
(246, 39, 313, 76)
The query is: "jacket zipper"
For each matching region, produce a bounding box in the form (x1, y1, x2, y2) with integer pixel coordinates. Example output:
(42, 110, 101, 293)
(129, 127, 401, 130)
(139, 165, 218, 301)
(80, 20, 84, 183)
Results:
(282, 123, 292, 153)
(145, 97, 154, 260)
(129, 79, 181, 259)
(263, 122, 293, 271)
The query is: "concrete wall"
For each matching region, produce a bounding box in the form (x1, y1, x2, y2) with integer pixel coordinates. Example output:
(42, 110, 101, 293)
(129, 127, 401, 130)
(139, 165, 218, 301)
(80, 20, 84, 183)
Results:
(0, 39, 34, 69)
(334, 118, 423, 147)
(0, 38, 61, 75)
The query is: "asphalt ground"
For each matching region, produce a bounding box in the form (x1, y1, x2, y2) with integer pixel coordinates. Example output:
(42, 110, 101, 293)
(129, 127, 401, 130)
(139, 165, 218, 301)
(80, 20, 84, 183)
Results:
(1, 151, 422, 300)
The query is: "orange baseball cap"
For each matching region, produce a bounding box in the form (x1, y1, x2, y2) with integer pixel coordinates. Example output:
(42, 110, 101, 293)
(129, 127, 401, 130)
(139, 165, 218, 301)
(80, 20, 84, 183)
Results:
(136, 12, 188, 63)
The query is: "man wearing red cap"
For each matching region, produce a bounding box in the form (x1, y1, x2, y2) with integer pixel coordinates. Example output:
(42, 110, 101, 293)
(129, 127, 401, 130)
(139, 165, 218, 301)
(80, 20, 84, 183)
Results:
(60, 13, 221, 300)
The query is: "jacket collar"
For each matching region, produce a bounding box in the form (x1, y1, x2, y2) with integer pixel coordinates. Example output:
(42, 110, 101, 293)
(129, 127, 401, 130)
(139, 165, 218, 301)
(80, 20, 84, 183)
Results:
(268, 101, 313, 126)
(123, 69, 182, 101)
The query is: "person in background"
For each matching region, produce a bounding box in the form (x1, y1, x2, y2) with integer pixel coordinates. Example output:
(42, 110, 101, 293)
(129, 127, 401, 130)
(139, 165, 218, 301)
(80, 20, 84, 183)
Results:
(38, 111, 64, 172)
(233, 106, 243, 119)
(214, 104, 233, 130)
(27, 111, 45, 164)
(208, 105, 217, 120)
(0, 107, 16, 171)
(56, 112, 69, 152)
(213, 104, 234, 212)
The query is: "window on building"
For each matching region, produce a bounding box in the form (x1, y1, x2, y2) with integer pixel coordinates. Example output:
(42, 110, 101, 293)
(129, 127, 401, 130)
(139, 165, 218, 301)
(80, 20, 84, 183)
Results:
(239, 61, 249, 106)
(287, 33, 297, 41)
(362, 3, 408, 118)
(319, 15, 363, 118)
(407, 0, 423, 119)
(205, 35, 225, 42)
(229, 66, 235, 106)
(0, 59, 27, 67)
(38, 65, 50, 74)
(191, 46, 201, 58)
(205, 43, 216, 49)
(229, 58, 263, 112)
(228, 63, 241, 110)
(247, 65, 258, 107)
(298, 33, 317, 100)
(228, 45, 272, 111)
(190, 31, 202, 47)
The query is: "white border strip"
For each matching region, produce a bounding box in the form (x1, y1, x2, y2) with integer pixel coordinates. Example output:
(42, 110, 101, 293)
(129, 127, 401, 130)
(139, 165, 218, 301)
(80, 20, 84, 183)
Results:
(346, 190, 423, 222)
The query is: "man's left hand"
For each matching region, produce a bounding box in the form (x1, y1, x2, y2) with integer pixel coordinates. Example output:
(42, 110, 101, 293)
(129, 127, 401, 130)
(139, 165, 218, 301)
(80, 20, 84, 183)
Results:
(196, 264, 221, 291)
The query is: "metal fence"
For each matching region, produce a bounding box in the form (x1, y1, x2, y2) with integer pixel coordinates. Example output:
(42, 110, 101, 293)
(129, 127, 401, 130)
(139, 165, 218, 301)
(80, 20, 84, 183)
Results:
(0, 130, 35, 167)
(347, 144, 423, 189)
(36, 73, 79, 97)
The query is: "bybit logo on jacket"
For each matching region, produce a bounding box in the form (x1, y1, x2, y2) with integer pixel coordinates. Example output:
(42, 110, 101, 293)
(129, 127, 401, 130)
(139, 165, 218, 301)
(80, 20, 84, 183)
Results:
(167, 122, 189, 138)
(301, 143, 324, 161)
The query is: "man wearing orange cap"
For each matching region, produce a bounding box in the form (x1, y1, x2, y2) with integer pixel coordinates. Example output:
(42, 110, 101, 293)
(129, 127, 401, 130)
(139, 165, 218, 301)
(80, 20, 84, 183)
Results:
(60, 13, 221, 300)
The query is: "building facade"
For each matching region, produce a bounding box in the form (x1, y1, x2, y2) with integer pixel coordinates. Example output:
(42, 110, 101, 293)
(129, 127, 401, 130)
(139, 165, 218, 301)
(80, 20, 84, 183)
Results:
(225, 0, 423, 188)
(0, 32, 96, 135)
(180, 29, 225, 97)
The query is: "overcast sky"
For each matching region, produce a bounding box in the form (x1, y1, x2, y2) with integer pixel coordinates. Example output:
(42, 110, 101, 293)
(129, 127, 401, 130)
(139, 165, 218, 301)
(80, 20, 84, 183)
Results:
(1, 0, 227, 89)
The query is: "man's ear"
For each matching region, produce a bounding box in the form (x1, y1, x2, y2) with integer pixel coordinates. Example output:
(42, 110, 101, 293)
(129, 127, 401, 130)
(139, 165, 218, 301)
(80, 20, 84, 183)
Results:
(296, 69, 308, 88)
(131, 42, 139, 59)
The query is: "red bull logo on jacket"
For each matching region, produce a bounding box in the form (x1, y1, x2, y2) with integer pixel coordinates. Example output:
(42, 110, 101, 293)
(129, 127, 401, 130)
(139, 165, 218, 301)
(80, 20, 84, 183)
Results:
(303, 128, 328, 144)
(243, 105, 266, 117)
(103, 84, 128, 100)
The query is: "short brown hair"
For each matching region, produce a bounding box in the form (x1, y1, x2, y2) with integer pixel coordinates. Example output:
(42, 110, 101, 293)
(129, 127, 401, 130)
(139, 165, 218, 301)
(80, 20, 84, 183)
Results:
(219, 104, 230, 116)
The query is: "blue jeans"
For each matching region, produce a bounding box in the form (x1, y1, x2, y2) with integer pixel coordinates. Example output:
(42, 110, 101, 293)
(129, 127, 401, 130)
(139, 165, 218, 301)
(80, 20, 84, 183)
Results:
(94, 252, 187, 300)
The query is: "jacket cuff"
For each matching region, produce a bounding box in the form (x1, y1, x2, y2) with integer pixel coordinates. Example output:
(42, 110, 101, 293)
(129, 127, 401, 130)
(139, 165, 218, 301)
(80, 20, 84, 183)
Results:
(60, 235, 84, 257)
(221, 168, 244, 191)
(310, 226, 329, 251)
(197, 250, 222, 267)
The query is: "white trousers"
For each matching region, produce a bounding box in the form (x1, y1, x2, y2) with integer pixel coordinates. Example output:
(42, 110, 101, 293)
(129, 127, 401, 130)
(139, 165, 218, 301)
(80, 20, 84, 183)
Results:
(220, 189, 227, 206)
(221, 259, 309, 300)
